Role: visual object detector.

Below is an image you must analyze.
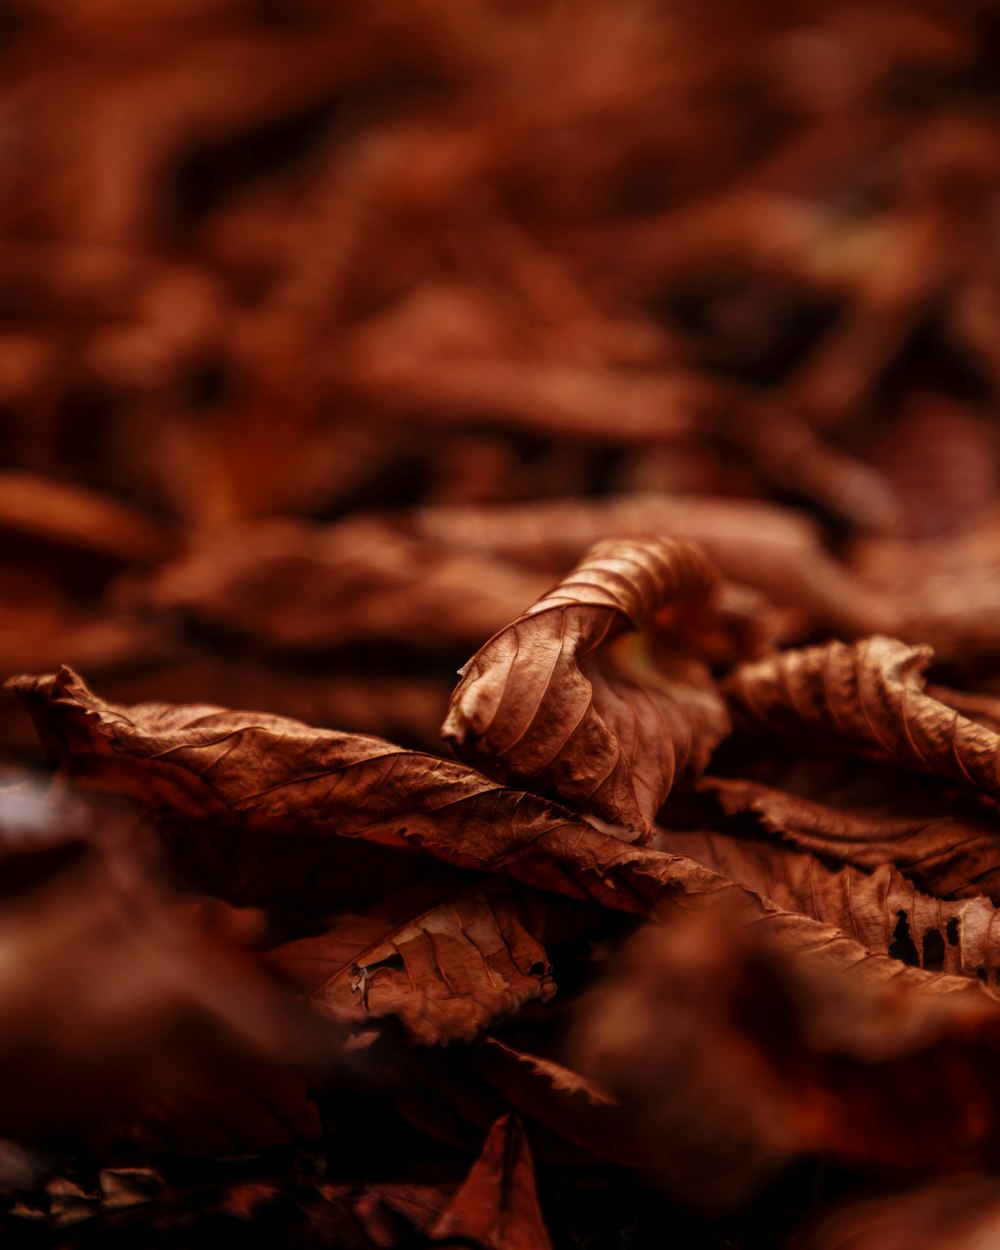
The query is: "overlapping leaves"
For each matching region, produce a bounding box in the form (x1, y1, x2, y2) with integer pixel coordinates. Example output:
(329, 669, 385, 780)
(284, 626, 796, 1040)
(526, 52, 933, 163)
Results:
(12, 529, 1000, 1245)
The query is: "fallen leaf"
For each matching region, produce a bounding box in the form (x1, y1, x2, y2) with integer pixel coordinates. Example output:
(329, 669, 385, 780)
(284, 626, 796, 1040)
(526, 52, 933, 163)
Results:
(267, 879, 560, 1045)
(727, 635, 1000, 799)
(703, 771, 1000, 903)
(411, 493, 899, 638)
(13, 668, 992, 1014)
(135, 516, 550, 654)
(442, 535, 728, 838)
(654, 824, 1000, 985)
(0, 471, 176, 571)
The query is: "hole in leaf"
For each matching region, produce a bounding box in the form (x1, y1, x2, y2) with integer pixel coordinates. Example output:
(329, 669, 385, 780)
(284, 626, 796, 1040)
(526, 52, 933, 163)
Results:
(888, 910, 919, 965)
(922, 928, 945, 972)
(358, 953, 406, 976)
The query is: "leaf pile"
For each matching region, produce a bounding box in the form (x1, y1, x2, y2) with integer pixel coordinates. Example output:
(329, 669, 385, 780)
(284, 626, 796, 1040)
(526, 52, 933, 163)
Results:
(7, 1, 1000, 1247)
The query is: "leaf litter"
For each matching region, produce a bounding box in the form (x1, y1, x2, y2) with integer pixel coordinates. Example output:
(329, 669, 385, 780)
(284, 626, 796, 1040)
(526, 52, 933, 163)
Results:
(7, 2, 1000, 1247)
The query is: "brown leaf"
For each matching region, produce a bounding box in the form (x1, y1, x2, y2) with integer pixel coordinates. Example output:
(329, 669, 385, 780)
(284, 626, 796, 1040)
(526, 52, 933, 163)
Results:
(703, 772, 1000, 904)
(313, 1180, 454, 1246)
(654, 824, 1000, 985)
(472, 1038, 644, 1168)
(135, 516, 550, 654)
(428, 1115, 553, 1250)
(9, 668, 992, 1011)
(726, 635, 1000, 798)
(412, 493, 899, 638)
(442, 535, 729, 838)
(0, 471, 176, 571)
(266, 879, 558, 1045)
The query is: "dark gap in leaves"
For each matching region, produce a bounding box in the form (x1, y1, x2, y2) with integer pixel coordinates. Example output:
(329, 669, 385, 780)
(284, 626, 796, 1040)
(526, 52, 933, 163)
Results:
(183, 358, 233, 410)
(652, 272, 842, 385)
(169, 101, 341, 229)
(155, 814, 437, 915)
(875, 307, 994, 410)
(321, 450, 436, 519)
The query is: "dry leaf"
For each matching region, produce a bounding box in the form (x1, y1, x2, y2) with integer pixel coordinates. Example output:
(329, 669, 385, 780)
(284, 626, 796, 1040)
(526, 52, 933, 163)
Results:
(135, 516, 550, 654)
(0, 471, 176, 571)
(10, 669, 985, 1009)
(703, 772, 1000, 903)
(443, 535, 729, 838)
(654, 824, 1000, 985)
(412, 493, 899, 638)
(727, 635, 1000, 798)
(266, 879, 560, 1045)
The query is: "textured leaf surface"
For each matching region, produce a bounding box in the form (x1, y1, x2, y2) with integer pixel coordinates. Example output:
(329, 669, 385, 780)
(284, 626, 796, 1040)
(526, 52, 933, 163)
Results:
(704, 773, 1000, 903)
(267, 879, 559, 1045)
(655, 825, 1000, 985)
(727, 636, 1000, 797)
(10, 670, 987, 1007)
(442, 535, 729, 837)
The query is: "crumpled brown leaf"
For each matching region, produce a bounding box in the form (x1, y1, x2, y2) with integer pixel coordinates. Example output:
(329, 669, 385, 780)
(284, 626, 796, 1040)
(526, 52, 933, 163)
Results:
(266, 878, 561, 1045)
(12, 668, 991, 1025)
(654, 824, 1000, 985)
(727, 635, 1000, 799)
(703, 771, 1000, 904)
(442, 535, 729, 838)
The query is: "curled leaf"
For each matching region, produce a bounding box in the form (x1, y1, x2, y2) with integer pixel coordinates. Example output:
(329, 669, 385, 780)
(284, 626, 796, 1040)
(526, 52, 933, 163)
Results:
(10, 669, 989, 1005)
(727, 635, 1000, 799)
(442, 535, 729, 837)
